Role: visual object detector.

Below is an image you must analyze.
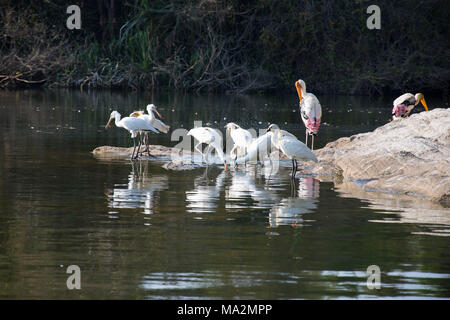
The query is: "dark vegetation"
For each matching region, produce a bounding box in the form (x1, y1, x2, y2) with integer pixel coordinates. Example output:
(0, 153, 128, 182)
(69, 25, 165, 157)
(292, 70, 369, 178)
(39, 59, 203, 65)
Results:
(0, 0, 449, 95)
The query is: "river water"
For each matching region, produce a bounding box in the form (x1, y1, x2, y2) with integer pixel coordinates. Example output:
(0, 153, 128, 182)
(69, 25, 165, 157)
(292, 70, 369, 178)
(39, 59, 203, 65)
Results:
(0, 89, 448, 299)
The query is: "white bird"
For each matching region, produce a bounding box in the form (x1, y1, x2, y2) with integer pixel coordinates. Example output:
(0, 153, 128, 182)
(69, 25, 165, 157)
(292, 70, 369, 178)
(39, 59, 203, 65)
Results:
(295, 79, 322, 150)
(187, 127, 226, 166)
(267, 124, 318, 178)
(392, 93, 428, 120)
(233, 129, 299, 165)
(225, 122, 253, 161)
(105, 110, 159, 160)
(130, 104, 169, 156)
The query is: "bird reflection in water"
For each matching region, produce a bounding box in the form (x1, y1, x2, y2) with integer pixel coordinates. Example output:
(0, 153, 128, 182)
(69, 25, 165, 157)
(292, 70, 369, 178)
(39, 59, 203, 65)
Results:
(185, 167, 226, 213)
(185, 165, 319, 224)
(269, 177, 319, 228)
(225, 165, 282, 211)
(108, 161, 169, 215)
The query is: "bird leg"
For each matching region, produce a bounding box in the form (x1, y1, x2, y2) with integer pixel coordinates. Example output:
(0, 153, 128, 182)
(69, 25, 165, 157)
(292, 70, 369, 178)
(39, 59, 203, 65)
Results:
(291, 159, 298, 179)
(230, 146, 237, 166)
(291, 159, 295, 179)
(131, 137, 137, 160)
(194, 142, 205, 164)
(204, 144, 213, 165)
(135, 135, 142, 160)
(311, 134, 315, 151)
(145, 132, 153, 157)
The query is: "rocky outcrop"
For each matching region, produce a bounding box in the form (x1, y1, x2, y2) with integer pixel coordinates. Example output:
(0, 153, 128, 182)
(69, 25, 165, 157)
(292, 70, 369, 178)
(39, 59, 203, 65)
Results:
(308, 108, 450, 204)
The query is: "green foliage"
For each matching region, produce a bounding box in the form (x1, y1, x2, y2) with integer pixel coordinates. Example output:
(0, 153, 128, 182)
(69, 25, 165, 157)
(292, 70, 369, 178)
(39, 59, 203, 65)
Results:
(1, 0, 449, 94)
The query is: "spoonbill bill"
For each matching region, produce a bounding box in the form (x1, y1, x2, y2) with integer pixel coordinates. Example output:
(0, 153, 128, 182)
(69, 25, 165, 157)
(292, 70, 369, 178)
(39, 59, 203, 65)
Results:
(105, 110, 159, 160)
(392, 93, 428, 120)
(296, 79, 322, 150)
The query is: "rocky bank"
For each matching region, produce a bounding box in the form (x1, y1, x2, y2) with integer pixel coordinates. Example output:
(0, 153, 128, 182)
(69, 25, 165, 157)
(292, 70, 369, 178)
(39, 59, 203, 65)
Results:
(307, 108, 450, 204)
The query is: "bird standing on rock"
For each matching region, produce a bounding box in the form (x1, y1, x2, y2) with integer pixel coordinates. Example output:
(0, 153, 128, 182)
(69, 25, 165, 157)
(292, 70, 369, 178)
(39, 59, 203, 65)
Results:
(296, 79, 322, 151)
(392, 93, 428, 120)
(130, 104, 169, 156)
(267, 124, 318, 179)
(105, 111, 159, 160)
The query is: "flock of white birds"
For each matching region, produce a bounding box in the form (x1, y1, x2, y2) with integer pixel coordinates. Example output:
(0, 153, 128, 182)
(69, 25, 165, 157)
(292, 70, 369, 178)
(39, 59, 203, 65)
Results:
(104, 78, 429, 178)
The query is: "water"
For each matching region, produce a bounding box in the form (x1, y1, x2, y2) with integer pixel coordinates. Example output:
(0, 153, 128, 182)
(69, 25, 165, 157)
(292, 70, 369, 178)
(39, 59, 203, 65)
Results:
(0, 89, 449, 299)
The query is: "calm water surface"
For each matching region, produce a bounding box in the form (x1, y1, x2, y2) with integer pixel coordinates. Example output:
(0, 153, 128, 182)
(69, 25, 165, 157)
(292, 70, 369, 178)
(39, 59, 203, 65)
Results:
(0, 89, 449, 299)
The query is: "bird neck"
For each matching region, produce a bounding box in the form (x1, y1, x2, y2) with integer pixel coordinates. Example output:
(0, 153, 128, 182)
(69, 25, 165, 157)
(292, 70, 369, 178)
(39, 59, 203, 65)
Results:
(271, 131, 281, 149)
(114, 114, 122, 127)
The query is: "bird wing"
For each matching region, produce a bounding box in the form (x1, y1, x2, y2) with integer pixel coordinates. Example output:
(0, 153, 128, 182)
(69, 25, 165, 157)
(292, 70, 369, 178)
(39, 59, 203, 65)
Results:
(393, 93, 415, 106)
(151, 118, 170, 133)
(122, 117, 159, 133)
(280, 130, 297, 139)
(301, 94, 322, 120)
(300, 94, 322, 134)
(188, 127, 214, 144)
(279, 136, 318, 162)
(231, 128, 253, 147)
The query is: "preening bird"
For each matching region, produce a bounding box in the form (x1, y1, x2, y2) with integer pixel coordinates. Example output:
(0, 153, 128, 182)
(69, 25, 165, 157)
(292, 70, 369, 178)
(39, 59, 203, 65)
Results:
(130, 104, 169, 156)
(105, 111, 159, 160)
(267, 124, 318, 178)
(187, 127, 226, 166)
(295, 79, 322, 150)
(392, 93, 428, 120)
(225, 122, 253, 161)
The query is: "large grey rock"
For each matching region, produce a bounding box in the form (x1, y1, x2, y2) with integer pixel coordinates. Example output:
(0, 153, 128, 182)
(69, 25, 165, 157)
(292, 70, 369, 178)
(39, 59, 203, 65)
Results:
(311, 108, 450, 204)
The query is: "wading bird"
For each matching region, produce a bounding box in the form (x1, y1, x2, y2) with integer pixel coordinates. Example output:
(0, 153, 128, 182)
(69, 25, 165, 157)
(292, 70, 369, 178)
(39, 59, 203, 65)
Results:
(105, 111, 159, 160)
(392, 93, 428, 120)
(130, 104, 169, 156)
(187, 127, 226, 166)
(296, 79, 322, 150)
(267, 124, 318, 179)
(225, 122, 253, 161)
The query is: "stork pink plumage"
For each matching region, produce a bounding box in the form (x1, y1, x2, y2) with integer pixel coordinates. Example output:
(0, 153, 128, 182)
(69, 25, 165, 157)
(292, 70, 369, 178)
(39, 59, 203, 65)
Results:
(295, 79, 322, 150)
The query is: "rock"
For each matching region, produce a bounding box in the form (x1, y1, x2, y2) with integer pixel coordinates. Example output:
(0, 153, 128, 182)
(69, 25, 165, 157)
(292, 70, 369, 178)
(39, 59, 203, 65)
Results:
(162, 160, 202, 171)
(92, 145, 191, 159)
(312, 108, 450, 204)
